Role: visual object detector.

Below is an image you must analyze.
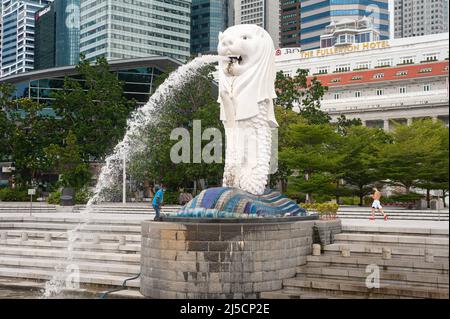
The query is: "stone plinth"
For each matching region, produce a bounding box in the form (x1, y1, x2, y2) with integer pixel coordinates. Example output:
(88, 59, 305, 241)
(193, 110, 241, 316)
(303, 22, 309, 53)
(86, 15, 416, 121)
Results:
(313, 219, 342, 246)
(140, 216, 317, 299)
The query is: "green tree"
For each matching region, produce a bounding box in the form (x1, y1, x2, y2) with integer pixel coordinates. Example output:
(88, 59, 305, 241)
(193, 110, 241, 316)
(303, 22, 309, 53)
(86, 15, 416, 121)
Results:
(280, 118, 344, 202)
(44, 130, 92, 189)
(412, 120, 449, 207)
(51, 56, 136, 161)
(340, 125, 391, 205)
(0, 84, 15, 162)
(379, 119, 448, 197)
(128, 64, 224, 193)
(275, 69, 330, 124)
(7, 98, 60, 187)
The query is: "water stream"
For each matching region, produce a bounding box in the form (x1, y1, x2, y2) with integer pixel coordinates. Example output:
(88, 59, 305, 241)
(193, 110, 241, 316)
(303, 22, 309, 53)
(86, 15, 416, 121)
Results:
(42, 55, 220, 298)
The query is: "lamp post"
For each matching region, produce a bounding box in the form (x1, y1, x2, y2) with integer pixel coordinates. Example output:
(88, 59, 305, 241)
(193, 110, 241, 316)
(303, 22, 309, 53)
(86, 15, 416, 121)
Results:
(123, 153, 126, 204)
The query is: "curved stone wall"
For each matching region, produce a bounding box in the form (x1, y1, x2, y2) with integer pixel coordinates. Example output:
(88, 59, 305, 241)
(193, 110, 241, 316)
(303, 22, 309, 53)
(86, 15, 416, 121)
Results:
(140, 218, 316, 299)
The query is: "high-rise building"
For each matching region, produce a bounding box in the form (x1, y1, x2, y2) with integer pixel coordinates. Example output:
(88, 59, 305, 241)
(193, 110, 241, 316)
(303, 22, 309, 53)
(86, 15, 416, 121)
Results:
(34, 3, 55, 70)
(279, 0, 301, 48)
(229, 0, 280, 47)
(300, 0, 390, 51)
(1, 0, 53, 77)
(319, 17, 381, 48)
(79, 0, 191, 62)
(0, 8, 3, 77)
(54, 0, 80, 66)
(34, 0, 80, 70)
(191, 0, 228, 55)
(394, 0, 449, 38)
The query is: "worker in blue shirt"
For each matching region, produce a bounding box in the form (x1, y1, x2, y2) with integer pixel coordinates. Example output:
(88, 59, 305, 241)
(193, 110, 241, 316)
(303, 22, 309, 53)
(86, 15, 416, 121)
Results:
(152, 185, 165, 221)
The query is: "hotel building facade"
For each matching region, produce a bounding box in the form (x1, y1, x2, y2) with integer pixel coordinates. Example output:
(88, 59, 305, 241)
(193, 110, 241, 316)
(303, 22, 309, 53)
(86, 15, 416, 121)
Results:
(275, 32, 449, 129)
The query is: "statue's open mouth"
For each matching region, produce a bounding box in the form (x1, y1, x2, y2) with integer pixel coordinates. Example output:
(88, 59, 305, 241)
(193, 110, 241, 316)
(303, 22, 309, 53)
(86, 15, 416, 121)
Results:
(228, 55, 243, 65)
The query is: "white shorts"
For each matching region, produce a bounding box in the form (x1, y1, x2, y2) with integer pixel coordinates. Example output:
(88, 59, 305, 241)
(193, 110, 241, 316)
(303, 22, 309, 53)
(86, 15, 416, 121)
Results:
(372, 200, 382, 209)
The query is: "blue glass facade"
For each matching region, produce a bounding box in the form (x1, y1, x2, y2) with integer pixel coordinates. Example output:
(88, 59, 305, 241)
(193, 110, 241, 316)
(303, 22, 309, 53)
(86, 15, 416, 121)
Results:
(54, 0, 80, 67)
(191, 0, 228, 54)
(34, 0, 80, 70)
(35, 4, 56, 70)
(300, 0, 390, 50)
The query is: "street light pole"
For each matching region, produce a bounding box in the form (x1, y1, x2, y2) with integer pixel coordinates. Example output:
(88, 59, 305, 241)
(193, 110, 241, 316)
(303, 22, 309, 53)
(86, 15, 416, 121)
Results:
(123, 153, 126, 204)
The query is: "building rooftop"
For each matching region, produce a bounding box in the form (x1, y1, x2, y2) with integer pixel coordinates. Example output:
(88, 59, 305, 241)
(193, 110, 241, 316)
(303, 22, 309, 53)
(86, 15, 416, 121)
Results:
(0, 56, 183, 84)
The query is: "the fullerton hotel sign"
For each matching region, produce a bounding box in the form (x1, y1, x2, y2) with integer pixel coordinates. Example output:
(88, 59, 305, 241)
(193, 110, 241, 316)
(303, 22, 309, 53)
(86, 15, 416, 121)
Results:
(276, 40, 390, 59)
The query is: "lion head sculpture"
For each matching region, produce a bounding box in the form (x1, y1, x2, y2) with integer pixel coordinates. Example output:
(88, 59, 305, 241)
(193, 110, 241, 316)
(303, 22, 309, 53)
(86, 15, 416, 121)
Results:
(217, 24, 278, 127)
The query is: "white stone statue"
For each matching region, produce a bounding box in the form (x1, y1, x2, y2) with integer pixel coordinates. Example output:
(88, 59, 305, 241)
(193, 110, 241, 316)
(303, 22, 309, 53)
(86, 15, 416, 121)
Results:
(217, 24, 278, 195)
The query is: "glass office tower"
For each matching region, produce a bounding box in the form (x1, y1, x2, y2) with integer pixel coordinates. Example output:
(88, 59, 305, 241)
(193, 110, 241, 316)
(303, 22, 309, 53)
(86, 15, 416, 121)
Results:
(34, 0, 80, 69)
(300, 0, 390, 51)
(34, 3, 56, 70)
(54, 0, 80, 66)
(80, 0, 191, 62)
(191, 0, 228, 55)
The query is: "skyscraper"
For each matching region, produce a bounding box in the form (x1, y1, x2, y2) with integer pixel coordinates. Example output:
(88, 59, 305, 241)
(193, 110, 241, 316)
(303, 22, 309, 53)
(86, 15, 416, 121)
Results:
(1, 0, 53, 77)
(300, 0, 390, 51)
(54, 0, 80, 66)
(279, 0, 301, 48)
(34, 0, 80, 70)
(34, 3, 56, 70)
(79, 0, 191, 62)
(229, 0, 280, 47)
(191, 0, 228, 55)
(394, 0, 449, 38)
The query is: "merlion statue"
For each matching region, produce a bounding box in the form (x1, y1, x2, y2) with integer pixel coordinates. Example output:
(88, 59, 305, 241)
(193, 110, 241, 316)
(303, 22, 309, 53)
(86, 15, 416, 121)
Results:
(171, 25, 308, 219)
(217, 24, 278, 195)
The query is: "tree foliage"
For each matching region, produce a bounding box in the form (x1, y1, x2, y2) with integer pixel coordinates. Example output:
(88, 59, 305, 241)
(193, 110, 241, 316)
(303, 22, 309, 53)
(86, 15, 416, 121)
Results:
(51, 56, 136, 161)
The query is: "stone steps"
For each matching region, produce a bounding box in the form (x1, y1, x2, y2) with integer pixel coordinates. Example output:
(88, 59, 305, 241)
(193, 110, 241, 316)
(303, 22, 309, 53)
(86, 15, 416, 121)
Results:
(0, 239, 141, 253)
(323, 243, 449, 259)
(303, 255, 449, 273)
(0, 246, 140, 264)
(334, 233, 448, 249)
(0, 216, 144, 225)
(0, 222, 141, 233)
(341, 224, 449, 237)
(0, 256, 140, 277)
(0, 277, 144, 299)
(281, 276, 448, 299)
(270, 220, 449, 299)
(0, 212, 146, 293)
(261, 288, 390, 299)
(296, 265, 448, 289)
(338, 215, 449, 221)
(0, 267, 140, 288)
(1, 229, 141, 243)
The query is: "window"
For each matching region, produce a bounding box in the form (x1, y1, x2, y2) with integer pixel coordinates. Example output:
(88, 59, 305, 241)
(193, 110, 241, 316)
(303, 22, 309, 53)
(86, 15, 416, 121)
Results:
(317, 66, 329, 74)
(396, 70, 408, 76)
(334, 92, 341, 100)
(423, 53, 438, 62)
(335, 64, 350, 73)
(356, 61, 371, 70)
(400, 56, 415, 64)
(355, 91, 362, 98)
(377, 59, 392, 67)
(321, 38, 335, 48)
(423, 84, 431, 92)
(399, 87, 407, 94)
(419, 68, 432, 73)
(376, 89, 384, 96)
(351, 75, 363, 81)
(374, 73, 385, 79)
